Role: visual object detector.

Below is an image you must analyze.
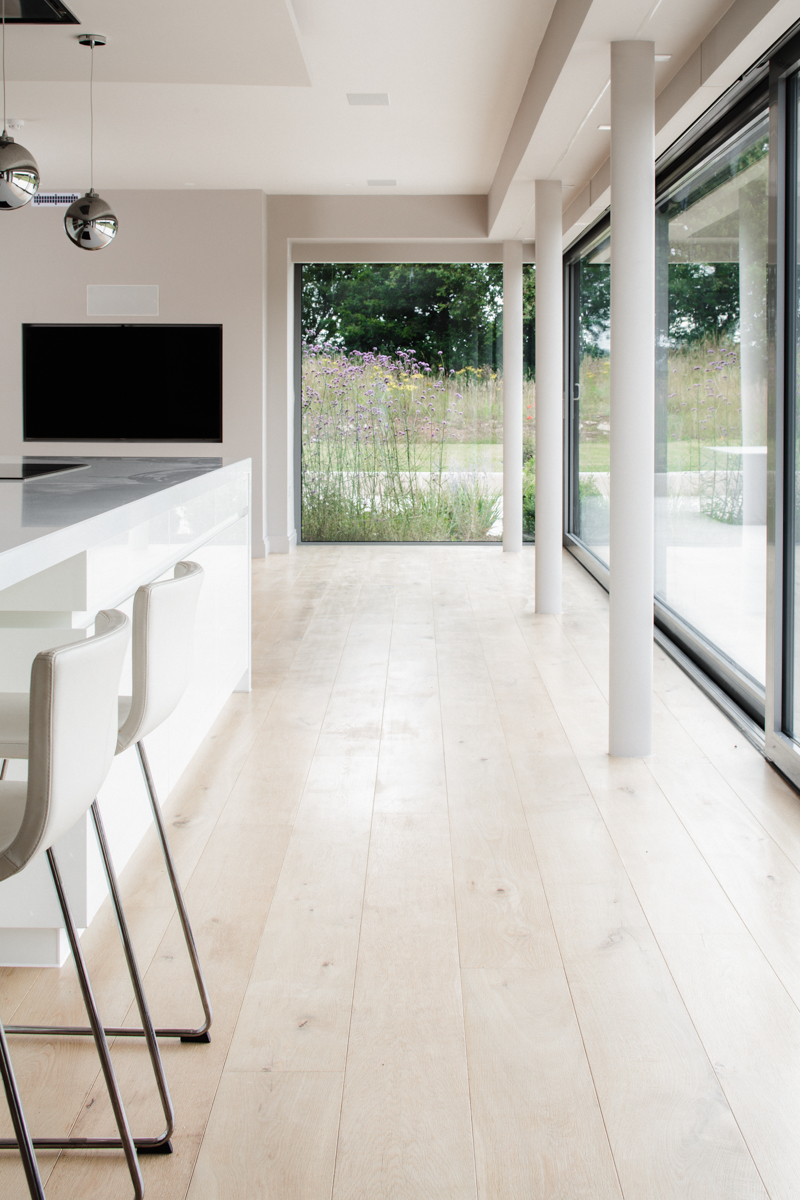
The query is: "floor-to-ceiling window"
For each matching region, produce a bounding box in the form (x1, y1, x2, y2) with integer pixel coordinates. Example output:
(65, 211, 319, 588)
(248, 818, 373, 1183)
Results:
(791, 70, 800, 737)
(770, 42, 800, 774)
(654, 114, 769, 705)
(299, 263, 511, 543)
(560, 26, 800, 780)
(566, 225, 611, 566)
(564, 73, 778, 729)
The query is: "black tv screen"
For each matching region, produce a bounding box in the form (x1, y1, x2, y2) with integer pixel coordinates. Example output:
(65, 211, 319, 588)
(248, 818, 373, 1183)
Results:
(23, 324, 223, 442)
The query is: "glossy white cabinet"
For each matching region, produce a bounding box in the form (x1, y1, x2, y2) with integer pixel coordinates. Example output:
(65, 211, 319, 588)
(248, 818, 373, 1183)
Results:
(0, 457, 251, 966)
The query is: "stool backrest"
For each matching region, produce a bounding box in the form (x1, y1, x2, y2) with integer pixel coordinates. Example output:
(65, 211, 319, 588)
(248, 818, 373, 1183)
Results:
(117, 560, 204, 753)
(0, 609, 130, 879)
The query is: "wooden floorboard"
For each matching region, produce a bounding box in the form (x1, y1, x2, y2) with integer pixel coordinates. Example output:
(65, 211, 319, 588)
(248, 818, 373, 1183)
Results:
(2, 546, 799, 1197)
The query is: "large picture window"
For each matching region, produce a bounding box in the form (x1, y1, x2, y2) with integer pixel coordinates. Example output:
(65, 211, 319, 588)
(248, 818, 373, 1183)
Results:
(299, 263, 517, 543)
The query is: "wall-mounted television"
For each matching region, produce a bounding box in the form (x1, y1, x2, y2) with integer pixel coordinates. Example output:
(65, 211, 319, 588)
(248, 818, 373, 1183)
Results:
(23, 324, 223, 442)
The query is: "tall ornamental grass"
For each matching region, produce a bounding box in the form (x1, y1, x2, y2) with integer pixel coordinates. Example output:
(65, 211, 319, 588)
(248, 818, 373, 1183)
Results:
(577, 339, 750, 523)
(301, 345, 505, 542)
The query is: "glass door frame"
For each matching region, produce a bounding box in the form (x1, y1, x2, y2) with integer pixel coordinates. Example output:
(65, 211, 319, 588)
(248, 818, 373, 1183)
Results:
(563, 215, 611, 588)
(766, 32, 800, 780)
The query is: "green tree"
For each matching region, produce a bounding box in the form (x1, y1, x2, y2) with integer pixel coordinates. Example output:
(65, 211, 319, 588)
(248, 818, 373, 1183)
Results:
(579, 261, 610, 358)
(668, 262, 740, 344)
(302, 263, 507, 372)
(522, 264, 536, 377)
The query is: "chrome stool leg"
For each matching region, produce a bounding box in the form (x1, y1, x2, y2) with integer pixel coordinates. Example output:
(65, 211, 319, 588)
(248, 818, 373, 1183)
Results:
(135, 741, 213, 1043)
(4, 811, 175, 1155)
(0, 849, 145, 1198)
(0, 1019, 45, 1200)
(8, 744, 212, 1046)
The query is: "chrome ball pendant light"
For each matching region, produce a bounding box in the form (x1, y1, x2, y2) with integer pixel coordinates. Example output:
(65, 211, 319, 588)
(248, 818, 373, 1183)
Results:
(65, 33, 117, 250)
(0, 0, 40, 209)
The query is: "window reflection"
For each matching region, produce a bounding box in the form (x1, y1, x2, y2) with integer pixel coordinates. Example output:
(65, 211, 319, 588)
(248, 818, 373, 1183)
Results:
(573, 233, 611, 563)
(655, 115, 769, 687)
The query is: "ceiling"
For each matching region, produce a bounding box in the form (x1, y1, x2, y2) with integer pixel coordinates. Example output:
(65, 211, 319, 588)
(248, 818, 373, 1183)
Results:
(0, 0, 792, 213)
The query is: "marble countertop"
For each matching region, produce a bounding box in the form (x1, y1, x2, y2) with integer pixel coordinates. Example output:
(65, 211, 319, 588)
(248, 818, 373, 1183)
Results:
(0, 456, 250, 591)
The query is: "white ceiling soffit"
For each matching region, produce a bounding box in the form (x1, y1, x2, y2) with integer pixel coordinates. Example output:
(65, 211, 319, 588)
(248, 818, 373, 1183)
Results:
(290, 241, 537, 264)
(489, 0, 794, 242)
(5, 0, 311, 87)
(560, 0, 796, 242)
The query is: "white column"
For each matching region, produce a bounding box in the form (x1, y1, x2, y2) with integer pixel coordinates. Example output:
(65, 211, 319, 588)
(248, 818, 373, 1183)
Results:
(503, 240, 523, 552)
(534, 180, 563, 612)
(609, 41, 655, 757)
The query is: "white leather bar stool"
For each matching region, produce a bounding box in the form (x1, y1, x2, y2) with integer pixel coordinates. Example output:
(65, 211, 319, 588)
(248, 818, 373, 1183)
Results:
(0, 560, 212, 1044)
(0, 609, 171, 1199)
(115, 559, 211, 1042)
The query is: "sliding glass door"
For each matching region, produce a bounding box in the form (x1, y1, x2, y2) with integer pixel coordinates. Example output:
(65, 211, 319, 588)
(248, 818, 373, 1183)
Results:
(654, 114, 769, 716)
(565, 224, 611, 567)
(560, 23, 800, 784)
(790, 73, 800, 737)
(767, 41, 800, 777)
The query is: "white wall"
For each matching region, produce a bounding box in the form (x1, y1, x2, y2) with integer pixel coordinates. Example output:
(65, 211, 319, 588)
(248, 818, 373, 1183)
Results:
(0, 189, 269, 555)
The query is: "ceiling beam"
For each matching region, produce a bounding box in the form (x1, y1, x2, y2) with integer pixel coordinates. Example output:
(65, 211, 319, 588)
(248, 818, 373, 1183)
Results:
(487, 0, 594, 239)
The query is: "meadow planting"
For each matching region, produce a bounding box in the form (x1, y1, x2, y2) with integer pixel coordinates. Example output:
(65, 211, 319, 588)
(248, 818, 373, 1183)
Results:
(301, 344, 534, 542)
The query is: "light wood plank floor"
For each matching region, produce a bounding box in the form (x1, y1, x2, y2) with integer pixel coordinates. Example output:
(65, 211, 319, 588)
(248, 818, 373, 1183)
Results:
(2, 544, 800, 1198)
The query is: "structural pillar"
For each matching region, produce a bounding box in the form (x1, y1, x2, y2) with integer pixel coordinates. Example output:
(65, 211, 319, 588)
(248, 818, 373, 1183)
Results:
(503, 240, 523, 552)
(534, 180, 563, 612)
(609, 41, 655, 757)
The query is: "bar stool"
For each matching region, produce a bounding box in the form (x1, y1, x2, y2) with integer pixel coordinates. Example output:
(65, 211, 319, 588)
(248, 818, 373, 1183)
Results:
(115, 559, 211, 1042)
(0, 560, 212, 1044)
(0, 609, 171, 1199)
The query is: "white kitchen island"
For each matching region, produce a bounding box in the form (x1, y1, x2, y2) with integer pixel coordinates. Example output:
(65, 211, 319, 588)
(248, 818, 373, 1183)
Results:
(0, 456, 251, 966)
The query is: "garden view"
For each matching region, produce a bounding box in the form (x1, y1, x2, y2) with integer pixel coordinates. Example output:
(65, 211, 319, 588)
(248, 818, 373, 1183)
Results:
(574, 119, 769, 685)
(300, 263, 535, 543)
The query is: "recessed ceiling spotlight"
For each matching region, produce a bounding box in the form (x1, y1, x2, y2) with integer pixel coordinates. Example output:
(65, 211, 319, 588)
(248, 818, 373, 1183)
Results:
(598, 124, 611, 131)
(367, 179, 396, 186)
(655, 54, 672, 61)
(348, 93, 389, 106)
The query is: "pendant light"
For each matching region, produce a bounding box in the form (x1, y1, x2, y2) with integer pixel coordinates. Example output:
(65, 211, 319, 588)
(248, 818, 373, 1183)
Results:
(65, 33, 117, 250)
(0, 0, 39, 209)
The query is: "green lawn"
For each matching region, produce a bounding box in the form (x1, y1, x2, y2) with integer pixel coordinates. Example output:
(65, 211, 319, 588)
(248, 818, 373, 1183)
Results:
(442, 443, 504, 471)
(304, 442, 505, 473)
(578, 440, 732, 475)
(579, 444, 610, 472)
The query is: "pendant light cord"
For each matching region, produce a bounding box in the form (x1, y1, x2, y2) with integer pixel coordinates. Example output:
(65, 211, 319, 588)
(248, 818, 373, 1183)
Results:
(2, 0, 7, 140)
(89, 39, 94, 191)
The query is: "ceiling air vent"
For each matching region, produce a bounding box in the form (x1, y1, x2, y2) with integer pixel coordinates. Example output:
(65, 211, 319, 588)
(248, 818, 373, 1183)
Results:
(2, 0, 79, 24)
